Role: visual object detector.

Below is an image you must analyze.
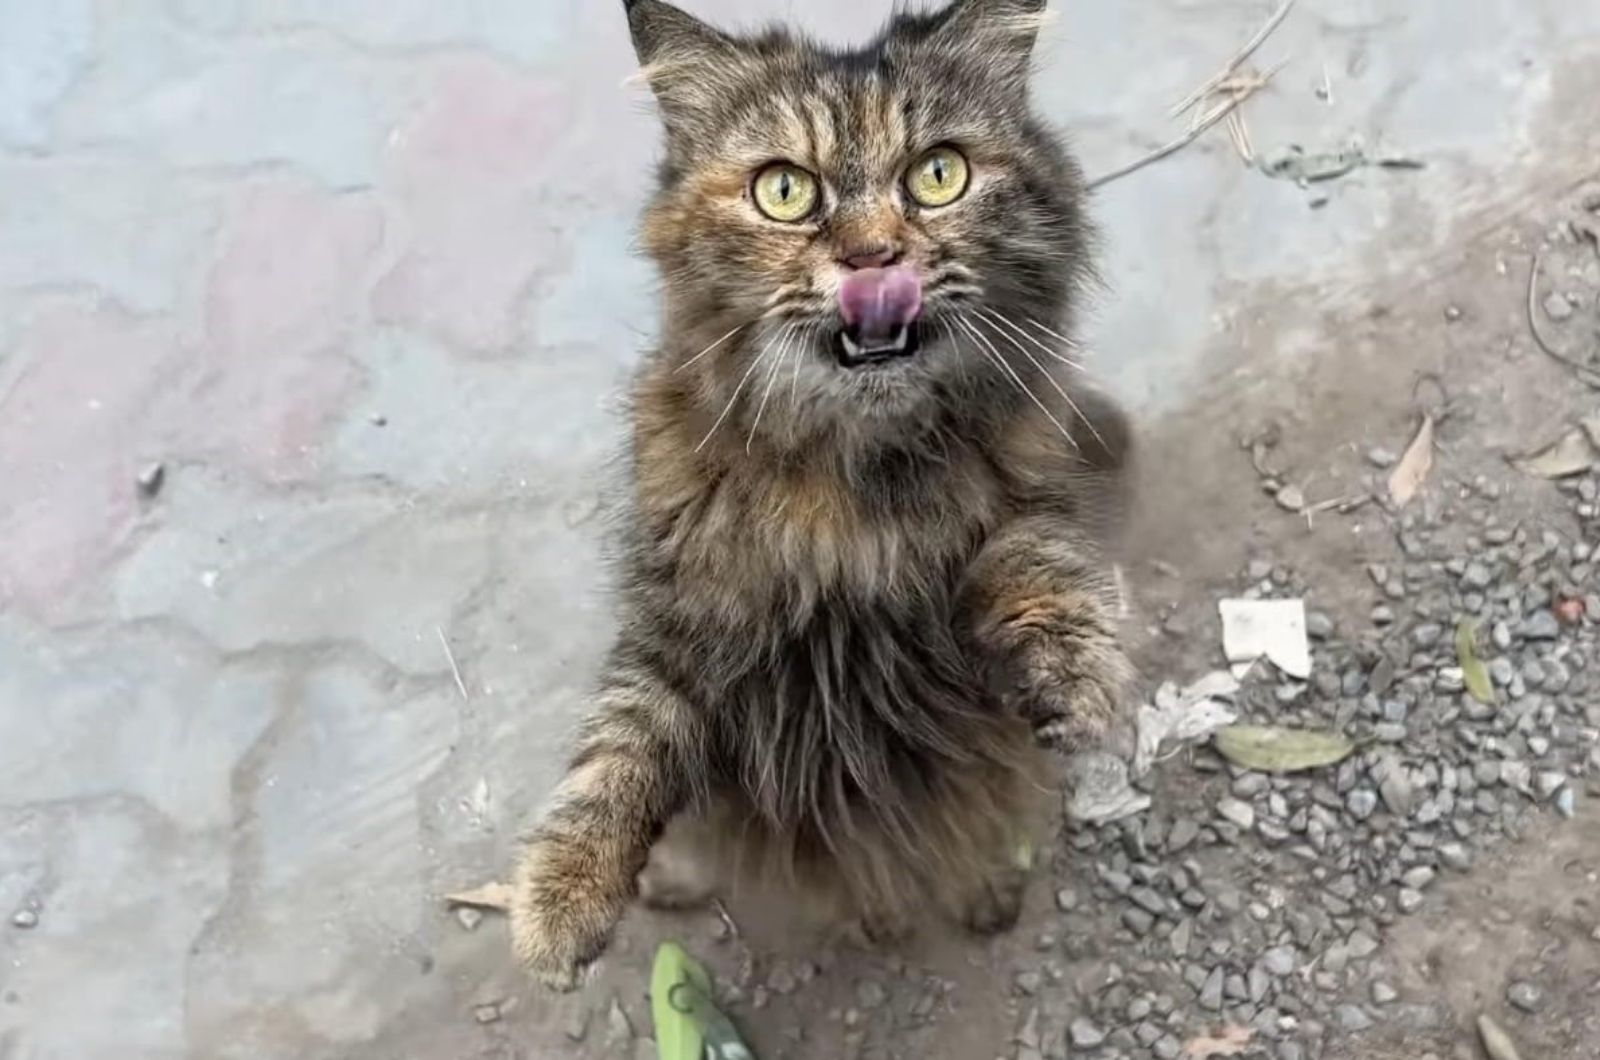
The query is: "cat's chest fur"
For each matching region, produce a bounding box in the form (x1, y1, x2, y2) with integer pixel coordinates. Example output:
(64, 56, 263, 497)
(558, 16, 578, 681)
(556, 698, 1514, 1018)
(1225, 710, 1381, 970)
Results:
(634, 427, 1007, 625)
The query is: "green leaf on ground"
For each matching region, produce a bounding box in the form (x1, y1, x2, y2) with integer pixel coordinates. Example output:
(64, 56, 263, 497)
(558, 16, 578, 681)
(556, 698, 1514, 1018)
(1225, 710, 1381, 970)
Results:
(1213, 725, 1355, 773)
(1456, 618, 1496, 705)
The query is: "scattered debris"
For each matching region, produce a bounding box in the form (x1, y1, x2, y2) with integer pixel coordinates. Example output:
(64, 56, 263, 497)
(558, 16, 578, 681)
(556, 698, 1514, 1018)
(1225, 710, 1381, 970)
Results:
(136, 461, 165, 498)
(1213, 724, 1356, 773)
(1259, 143, 1364, 184)
(1511, 416, 1600, 478)
(1526, 248, 1600, 385)
(1087, 0, 1294, 188)
(1218, 598, 1311, 678)
(1388, 414, 1434, 506)
(437, 625, 470, 700)
(1180, 1024, 1254, 1058)
(1258, 143, 1426, 185)
(1477, 1013, 1525, 1060)
(1063, 751, 1151, 824)
(1454, 619, 1496, 705)
(1135, 671, 1241, 775)
(711, 897, 742, 942)
(472, 1001, 503, 1024)
(443, 881, 513, 913)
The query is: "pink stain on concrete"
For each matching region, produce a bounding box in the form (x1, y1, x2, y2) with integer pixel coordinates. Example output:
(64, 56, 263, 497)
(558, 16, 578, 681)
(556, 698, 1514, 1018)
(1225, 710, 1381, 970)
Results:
(0, 307, 180, 620)
(373, 57, 578, 355)
(194, 181, 384, 482)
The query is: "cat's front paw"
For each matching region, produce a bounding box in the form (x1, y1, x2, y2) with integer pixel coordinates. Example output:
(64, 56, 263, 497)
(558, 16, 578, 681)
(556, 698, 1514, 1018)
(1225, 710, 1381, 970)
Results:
(1003, 637, 1131, 752)
(509, 840, 627, 991)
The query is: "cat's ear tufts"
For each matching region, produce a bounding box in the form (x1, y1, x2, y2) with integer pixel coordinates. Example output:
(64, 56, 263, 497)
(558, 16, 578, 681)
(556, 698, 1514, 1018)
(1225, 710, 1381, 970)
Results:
(623, 0, 736, 129)
(624, 0, 730, 70)
(930, 0, 1050, 91)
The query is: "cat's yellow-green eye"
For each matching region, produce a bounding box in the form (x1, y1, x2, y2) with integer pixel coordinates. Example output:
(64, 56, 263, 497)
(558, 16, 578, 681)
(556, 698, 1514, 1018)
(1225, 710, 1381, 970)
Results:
(752, 163, 819, 222)
(905, 146, 969, 208)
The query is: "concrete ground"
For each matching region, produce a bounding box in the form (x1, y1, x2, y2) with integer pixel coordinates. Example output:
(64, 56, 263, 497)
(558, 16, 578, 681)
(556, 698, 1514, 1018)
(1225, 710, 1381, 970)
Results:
(2, 1, 1598, 1058)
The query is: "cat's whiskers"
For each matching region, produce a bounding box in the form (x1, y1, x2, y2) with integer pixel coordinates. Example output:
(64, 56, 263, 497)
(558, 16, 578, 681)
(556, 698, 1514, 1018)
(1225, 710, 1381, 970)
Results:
(978, 307, 1086, 371)
(1025, 317, 1084, 352)
(695, 322, 791, 453)
(975, 313, 1106, 450)
(674, 322, 748, 373)
(788, 323, 815, 407)
(950, 313, 1078, 449)
(746, 322, 802, 452)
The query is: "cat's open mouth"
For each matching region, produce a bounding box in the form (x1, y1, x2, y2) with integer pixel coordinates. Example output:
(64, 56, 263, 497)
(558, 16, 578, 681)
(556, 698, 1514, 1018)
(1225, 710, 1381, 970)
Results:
(834, 322, 921, 368)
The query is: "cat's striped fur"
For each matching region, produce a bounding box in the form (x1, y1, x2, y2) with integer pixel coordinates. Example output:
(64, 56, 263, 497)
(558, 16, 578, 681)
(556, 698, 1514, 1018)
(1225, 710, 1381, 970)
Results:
(510, 0, 1132, 988)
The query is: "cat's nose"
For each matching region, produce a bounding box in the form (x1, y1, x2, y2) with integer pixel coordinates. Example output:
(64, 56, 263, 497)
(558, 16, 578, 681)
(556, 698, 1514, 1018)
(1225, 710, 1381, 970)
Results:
(837, 244, 900, 270)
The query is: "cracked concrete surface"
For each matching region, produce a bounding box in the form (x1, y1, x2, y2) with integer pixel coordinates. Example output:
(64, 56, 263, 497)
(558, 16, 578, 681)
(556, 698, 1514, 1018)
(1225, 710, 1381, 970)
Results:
(2, 1, 1598, 1057)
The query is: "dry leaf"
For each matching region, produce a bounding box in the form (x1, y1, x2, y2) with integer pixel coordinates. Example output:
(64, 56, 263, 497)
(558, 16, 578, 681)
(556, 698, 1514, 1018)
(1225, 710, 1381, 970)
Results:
(1388, 414, 1434, 506)
(1513, 425, 1598, 478)
(1455, 619, 1496, 706)
(1182, 1024, 1253, 1058)
(1214, 725, 1355, 773)
(444, 881, 514, 912)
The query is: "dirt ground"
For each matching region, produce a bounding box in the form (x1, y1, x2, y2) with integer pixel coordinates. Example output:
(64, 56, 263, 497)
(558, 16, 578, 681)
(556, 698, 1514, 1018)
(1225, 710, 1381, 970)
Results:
(522, 186, 1600, 1060)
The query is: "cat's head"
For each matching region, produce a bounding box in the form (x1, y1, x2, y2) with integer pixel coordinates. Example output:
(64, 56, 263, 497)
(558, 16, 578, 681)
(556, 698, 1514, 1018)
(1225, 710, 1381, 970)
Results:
(626, 0, 1092, 449)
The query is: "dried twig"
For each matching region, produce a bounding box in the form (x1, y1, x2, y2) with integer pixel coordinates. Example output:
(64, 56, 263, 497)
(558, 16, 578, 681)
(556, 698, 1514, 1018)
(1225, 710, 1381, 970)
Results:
(711, 897, 742, 941)
(1526, 247, 1600, 385)
(1087, 66, 1283, 190)
(1169, 0, 1297, 117)
(437, 625, 469, 700)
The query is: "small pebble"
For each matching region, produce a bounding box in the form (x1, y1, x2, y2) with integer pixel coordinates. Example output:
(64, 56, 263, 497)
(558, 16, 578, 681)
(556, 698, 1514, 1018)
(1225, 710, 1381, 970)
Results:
(10, 909, 38, 930)
(1523, 611, 1561, 640)
(1055, 887, 1080, 912)
(1543, 290, 1574, 321)
(1366, 447, 1398, 468)
(856, 980, 888, 1010)
(1068, 1017, 1106, 1049)
(1347, 789, 1378, 821)
(1506, 980, 1543, 1012)
(1217, 798, 1256, 830)
(1371, 982, 1398, 1005)
(1262, 946, 1297, 977)
(136, 461, 165, 498)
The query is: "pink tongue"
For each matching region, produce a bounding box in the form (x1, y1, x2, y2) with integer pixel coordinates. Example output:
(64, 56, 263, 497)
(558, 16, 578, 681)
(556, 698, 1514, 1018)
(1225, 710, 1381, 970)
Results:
(838, 265, 922, 338)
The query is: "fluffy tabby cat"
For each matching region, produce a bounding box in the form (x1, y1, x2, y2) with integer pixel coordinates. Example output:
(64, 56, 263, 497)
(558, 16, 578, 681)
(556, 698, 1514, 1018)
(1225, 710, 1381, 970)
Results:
(511, 0, 1133, 988)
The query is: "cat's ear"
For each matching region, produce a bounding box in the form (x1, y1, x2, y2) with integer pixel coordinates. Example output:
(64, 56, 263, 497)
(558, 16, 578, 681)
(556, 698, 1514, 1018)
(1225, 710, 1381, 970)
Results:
(929, 0, 1049, 92)
(624, 0, 736, 125)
